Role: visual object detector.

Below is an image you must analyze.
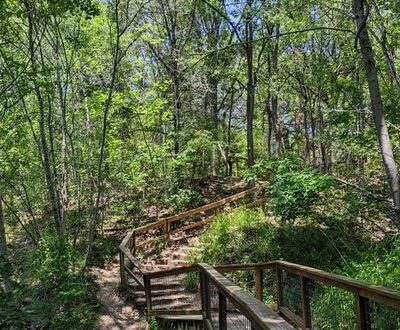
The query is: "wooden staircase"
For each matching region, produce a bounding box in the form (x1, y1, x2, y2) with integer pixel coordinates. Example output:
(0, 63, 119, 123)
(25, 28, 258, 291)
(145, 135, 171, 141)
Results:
(119, 184, 400, 329)
(128, 230, 204, 327)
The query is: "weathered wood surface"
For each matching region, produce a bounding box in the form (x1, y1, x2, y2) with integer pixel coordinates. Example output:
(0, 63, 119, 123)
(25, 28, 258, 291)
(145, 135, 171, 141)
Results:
(198, 263, 295, 330)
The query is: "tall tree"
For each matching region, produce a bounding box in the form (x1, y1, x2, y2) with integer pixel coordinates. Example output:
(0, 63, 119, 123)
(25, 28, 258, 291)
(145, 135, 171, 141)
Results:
(352, 0, 400, 210)
(0, 190, 13, 293)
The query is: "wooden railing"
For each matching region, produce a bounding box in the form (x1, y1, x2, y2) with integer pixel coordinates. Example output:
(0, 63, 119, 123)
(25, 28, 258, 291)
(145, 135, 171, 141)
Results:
(144, 263, 295, 330)
(119, 184, 267, 289)
(119, 185, 400, 329)
(142, 260, 400, 329)
(214, 261, 400, 329)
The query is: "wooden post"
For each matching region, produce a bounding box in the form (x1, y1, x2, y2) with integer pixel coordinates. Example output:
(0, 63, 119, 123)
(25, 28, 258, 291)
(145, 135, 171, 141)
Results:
(255, 268, 263, 301)
(200, 272, 211, 321)
(276, 266, 283, 310)
(164, 219, 170, 238)
(219, 292, 227, 330)
(301, 276, 312, 329)
(119, 249, 126, 286)
(355, 294, 371, 330)
(130, 231, 136, 255)
(144, 275, 152, 317)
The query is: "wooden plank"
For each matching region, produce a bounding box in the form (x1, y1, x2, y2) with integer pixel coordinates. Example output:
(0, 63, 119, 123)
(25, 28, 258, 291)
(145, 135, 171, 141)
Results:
(146, 264, 198, 279)
(119, 249, 126, 285)
(119, 230, 134, 250)
(279, 307, 305, 329)
(255, 268, 263, 301)
(215, 261, 275, 272)
(276, 266, 283, 310)
(355, 294, 371, 330)
(155, 314, 203, 322)
(202, 273, 211, 320)
(219, 292, 227, 330)
(204, 318, 213, 330)
(135, 215, 216, 249)
(300, 276, 312, 329)
(198, 263, 295, 330)
(125, 266, 144, 289)
(120, 247, 146, 274)
(149, 309, 202, 316)
(144, 275, 152, 316)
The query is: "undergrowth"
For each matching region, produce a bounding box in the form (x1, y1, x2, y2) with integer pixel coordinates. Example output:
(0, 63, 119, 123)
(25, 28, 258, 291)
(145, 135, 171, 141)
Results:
(188, 157, 400, 328)
(0, 235, 97, 330)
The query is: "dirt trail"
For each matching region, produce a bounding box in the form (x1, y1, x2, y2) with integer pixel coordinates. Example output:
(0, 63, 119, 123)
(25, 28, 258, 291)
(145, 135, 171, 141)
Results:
(91, 256, 148, 330)
(91, 232, 201, 329)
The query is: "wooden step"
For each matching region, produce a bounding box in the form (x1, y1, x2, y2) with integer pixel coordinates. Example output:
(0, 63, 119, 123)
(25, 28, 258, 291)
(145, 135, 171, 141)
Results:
(152, 301, 195, 310)
(156, 314, 204, 330)
(135, 293, 192, 305)
(134, 287, 187, 298)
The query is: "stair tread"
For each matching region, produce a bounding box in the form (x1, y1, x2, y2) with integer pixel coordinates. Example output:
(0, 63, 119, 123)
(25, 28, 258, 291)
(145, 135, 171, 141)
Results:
(135, 293, 194, 303)
(157, 314, 202, 321)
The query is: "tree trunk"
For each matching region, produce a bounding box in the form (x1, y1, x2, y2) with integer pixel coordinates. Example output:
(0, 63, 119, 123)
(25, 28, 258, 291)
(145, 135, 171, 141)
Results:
(208, 76, 219, 176)
(245, 1, 255, 172)
(353, 0, 400, 210)
(24, 0, 64, 236)
(0, 191, 13, 293)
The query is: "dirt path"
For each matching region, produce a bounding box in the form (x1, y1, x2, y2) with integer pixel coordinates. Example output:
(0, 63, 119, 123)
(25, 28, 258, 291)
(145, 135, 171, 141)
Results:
(91, 256, 148, 330)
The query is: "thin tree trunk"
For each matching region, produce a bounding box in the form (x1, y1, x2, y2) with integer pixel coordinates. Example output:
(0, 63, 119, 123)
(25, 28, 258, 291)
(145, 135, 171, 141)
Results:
(353, 0, 400, 210)
(24, 1, 63, 236)
(245, 1, 255, 173)
(209, 76, 218, 176)
(0, 191, 13, 293)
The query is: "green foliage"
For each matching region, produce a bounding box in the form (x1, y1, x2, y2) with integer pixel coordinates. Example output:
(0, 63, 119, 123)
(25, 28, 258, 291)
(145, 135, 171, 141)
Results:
(190, 207, 368, 271)
(148, 316, 160, 330)
(47, 0, 100, 18)
(27, 235, 97, 329)
(312, 238, 400, 329)
(183, 272, 199, 294)
(269, 158, 333, 222)
(0, 291, 26, 330)
(164, 188, 204, 211)
(29, 235, 75, 288)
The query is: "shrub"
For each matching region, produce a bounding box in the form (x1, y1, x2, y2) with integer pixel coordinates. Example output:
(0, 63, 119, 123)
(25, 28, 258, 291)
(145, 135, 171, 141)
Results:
(188, 208, 276, 266)
(27, 235, 97, 329)
(164, 188, 204, 211)
(269, 158, 333, 222)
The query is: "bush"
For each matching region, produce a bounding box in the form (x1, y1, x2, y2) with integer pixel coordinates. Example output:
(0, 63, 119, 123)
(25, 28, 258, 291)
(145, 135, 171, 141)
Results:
(269, 158, 333, 222)
(0, 290, 27, 330)
(164, 188, 204, 211)
(188, 208, 276, 266)
(27, 235, 97, 329)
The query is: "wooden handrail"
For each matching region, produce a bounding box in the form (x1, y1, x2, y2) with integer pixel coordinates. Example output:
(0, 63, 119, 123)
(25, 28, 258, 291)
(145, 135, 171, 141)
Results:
(134, 183, 266, 235)
(215, 260, 400, 310)
(119, 184, 267, 286)
(142, 260, 400, 311)
(144, 260, 400, 329)
(198, 263, 295, 330)
(274, 260, 400, 310)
